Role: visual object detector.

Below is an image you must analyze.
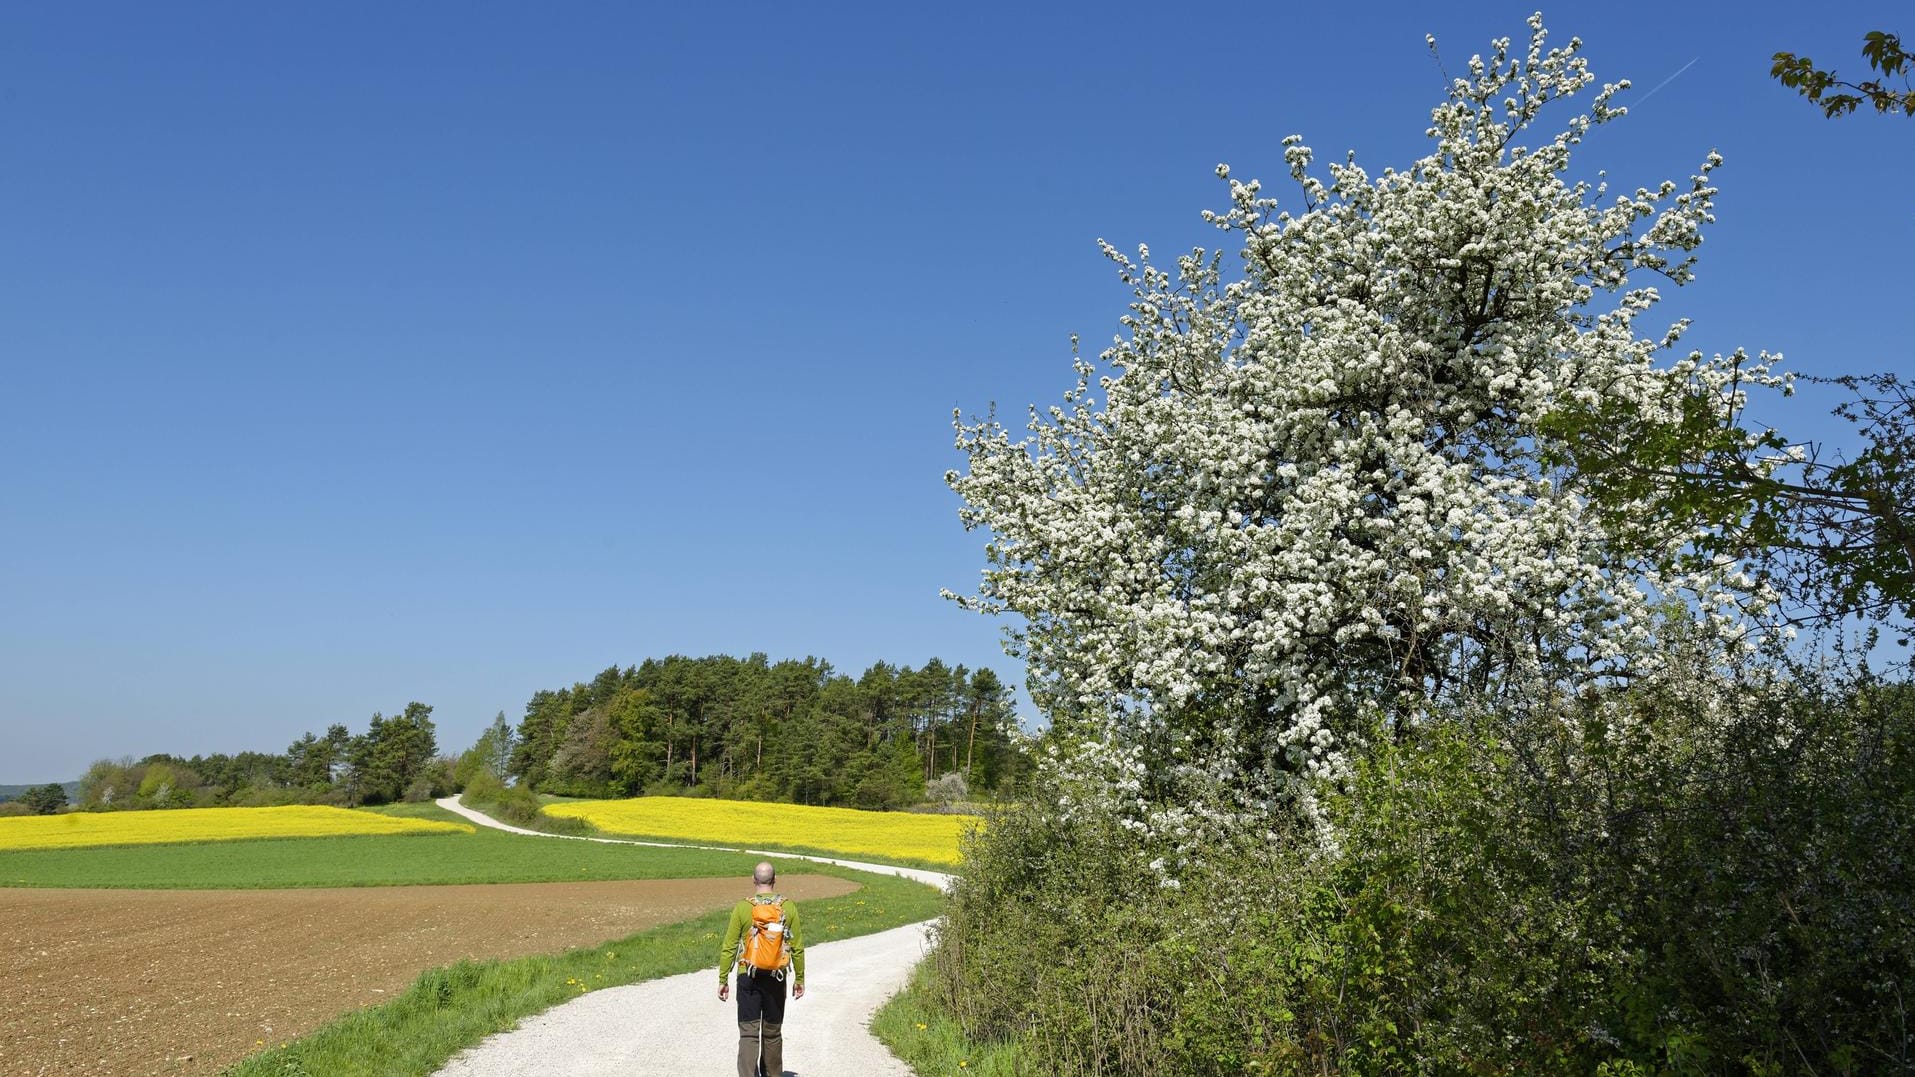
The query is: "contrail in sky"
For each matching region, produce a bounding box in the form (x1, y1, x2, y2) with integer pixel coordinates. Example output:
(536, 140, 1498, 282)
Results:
(1636, 57, 1701, 104)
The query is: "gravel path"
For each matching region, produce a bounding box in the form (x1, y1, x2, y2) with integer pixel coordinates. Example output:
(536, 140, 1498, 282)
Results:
(435, 921, 932, 1077)
(429, 798, 951, 1077)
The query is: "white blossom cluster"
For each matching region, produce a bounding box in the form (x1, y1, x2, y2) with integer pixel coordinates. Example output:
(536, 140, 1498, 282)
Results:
(946, 17, 1772, 852)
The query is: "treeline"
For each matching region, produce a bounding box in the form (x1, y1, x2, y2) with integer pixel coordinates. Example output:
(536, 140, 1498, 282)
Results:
(0, 783, 74, 816)
(50, 652, 1028, 814)
(507, 654, 1029, 809)
(73, 702, 446, 810)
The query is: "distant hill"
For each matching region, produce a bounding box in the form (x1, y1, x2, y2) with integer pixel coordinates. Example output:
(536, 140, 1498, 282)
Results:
(0, 781, 80, 803)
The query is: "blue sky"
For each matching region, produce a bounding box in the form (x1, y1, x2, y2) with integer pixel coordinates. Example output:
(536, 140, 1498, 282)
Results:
(3, 2, 1910, 782)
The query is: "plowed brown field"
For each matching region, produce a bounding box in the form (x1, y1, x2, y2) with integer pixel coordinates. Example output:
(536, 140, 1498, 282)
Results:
(1, 874, 854, 1077)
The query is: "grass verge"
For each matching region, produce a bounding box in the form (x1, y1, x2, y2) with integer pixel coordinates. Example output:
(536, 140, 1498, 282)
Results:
(871, 960, 1030, 1077)
(547, 829, 960, 874)
(225, 865, 944, 1077)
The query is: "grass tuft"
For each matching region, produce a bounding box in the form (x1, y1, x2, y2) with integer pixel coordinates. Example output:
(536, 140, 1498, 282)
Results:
(872, 960, 1030, 1077)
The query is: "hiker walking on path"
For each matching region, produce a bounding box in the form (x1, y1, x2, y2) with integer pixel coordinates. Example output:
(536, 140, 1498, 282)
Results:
(718, 861, 806, 1077)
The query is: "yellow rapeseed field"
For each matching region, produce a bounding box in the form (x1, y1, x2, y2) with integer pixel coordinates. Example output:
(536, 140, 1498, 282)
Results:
(0, 805, 473, 851)
(544, 797, 972, 866)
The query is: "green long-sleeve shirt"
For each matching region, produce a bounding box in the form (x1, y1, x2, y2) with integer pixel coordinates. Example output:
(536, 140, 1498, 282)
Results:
(717, 893, 805, 985)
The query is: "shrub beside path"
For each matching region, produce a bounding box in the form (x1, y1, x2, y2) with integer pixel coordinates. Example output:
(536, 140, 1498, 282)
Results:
(430, 797, 951, 1077)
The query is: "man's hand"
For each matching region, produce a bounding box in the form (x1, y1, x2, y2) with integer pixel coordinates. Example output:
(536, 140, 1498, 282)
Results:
(793, 983, 805, 1000)
(718, 983, 729, 1002)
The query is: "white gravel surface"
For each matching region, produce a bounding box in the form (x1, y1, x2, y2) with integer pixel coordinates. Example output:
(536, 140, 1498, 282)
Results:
(429, 797, 951, 1077)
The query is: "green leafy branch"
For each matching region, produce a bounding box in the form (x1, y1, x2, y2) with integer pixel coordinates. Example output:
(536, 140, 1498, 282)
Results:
(1772, 30, 1915, 118)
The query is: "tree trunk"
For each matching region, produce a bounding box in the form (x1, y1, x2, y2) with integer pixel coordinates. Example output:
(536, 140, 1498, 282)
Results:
(965, 702, 980, 777)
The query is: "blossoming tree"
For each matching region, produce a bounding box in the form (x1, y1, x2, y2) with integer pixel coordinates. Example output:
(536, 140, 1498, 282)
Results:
(947, 17, 1773, 839)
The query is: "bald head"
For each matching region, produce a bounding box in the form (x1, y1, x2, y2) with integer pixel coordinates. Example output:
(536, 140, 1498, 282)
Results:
(753, 861, 776, 887)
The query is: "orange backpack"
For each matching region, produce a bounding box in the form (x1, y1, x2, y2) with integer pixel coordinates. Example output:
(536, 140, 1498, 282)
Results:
(738, 896, 790, 973)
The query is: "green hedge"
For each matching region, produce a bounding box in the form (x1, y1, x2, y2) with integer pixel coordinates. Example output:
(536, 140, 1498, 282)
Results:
(913, 674, 1915, 1075)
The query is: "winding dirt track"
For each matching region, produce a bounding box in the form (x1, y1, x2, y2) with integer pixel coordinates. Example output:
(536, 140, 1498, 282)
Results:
(1, 876, 852, 1077)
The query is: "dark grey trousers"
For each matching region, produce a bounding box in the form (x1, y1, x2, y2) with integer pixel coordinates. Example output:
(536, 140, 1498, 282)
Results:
(735, 969, 787, 1077)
